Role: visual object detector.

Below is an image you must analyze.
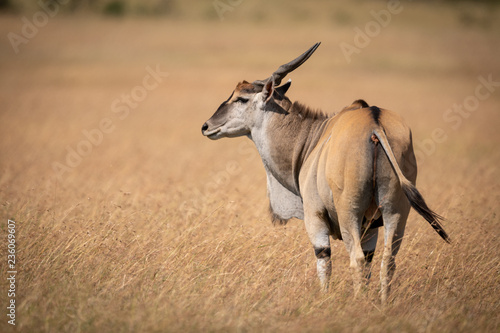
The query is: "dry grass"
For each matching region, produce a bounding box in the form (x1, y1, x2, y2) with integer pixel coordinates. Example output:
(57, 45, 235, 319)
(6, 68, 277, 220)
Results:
(1, 1, 500, 332)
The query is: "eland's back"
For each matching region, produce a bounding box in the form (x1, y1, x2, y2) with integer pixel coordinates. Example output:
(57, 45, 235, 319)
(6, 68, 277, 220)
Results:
(202, 43, 449, 304)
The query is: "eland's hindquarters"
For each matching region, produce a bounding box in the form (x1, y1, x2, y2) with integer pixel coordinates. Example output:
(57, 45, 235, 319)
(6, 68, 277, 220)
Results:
(321, 107, 416, 301)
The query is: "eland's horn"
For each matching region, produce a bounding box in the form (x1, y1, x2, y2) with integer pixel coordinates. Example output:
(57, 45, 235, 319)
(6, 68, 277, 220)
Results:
(253, 42, 321, 87)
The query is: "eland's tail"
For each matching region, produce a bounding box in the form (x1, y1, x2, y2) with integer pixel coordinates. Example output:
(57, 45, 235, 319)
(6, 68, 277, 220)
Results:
(372, 128, 450, 243)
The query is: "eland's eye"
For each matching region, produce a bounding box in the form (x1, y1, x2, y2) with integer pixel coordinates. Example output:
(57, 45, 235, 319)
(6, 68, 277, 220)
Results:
(235, 97, 249, 104)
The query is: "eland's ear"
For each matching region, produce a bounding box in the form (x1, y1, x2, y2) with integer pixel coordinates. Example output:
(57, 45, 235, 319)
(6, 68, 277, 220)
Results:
(275, 79, 292, 97)
(262, 79, 274, 103)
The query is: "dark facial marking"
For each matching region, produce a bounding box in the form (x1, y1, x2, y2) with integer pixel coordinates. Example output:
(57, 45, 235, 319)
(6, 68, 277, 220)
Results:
(220, 91, 234, 107)
(208, 91, 235, 125)
(235, 96, 249, 103)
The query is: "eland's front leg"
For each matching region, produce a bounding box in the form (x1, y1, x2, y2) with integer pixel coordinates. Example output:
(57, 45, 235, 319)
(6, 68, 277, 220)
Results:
(314, 245, 332, 292)
(304, 213, 332, 292)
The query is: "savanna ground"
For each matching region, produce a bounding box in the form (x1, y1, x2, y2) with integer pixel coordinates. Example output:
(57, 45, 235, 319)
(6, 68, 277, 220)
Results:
(1, 0, 500, 332)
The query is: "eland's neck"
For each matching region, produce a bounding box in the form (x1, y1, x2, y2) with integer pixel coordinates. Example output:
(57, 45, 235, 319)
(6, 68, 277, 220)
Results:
(250, 102, 329, 197)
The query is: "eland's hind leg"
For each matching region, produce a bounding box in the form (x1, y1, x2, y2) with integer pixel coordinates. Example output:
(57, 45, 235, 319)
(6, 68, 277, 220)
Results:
(380, 208, 409, 304)
(337, 210, 366, 296)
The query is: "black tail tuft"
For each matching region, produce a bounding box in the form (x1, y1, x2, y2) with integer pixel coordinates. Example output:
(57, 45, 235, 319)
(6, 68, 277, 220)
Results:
(402, 182, 451, 243)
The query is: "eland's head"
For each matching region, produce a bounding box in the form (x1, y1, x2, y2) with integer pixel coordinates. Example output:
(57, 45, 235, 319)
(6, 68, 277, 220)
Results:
(199, 42, 451, 304)
(201, 42, 321, 140)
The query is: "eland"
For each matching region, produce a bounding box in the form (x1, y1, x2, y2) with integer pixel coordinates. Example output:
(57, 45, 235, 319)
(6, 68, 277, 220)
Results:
(201, 42, 450, 303)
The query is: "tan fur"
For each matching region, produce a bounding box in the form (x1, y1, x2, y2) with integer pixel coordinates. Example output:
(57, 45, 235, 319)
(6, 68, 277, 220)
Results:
(235, 81, 261, 94)
(203, 80, 448, 304)
(342, 99, 370, 111)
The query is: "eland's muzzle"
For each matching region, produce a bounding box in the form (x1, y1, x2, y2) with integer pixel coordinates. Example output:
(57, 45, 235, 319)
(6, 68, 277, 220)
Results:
(201, 122, 209, 134)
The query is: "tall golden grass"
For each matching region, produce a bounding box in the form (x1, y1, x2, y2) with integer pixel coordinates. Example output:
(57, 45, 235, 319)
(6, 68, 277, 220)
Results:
(1, 1, 499, 332)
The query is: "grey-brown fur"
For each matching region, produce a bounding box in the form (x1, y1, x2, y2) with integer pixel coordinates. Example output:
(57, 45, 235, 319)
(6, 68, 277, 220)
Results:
(201, 43, 449, 303)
